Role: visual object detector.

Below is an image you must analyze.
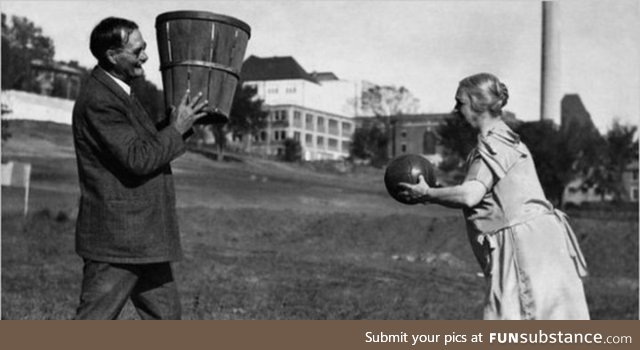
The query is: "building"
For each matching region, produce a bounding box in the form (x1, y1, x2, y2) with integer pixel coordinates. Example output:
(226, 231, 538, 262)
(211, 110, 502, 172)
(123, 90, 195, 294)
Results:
(388, 114, 449, 165)
(240, 55, 367, 160)
(247, 104, 355, 160)
(0, 60, 85, 125)
(29, 59, 84, 100)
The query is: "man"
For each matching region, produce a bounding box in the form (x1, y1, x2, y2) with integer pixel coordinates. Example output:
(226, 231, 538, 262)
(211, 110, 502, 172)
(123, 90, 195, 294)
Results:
(72, 17, 207, 319)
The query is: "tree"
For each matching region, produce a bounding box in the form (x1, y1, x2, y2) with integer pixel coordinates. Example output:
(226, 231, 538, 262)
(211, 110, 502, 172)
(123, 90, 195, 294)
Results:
(226, 83, 269, 152)
(282, 138, 302, 162)
(361, 85, 420, 117)
(191, 83, 268, 160)
(355, 85, 420, 165)
(436, 113, 477, 168)
(1, 103, 12, 141)
(516, 120, 573, 205)
(590, 120, 638, 202)
(350, 119, 390, 168)
(2, 14, 55, 91)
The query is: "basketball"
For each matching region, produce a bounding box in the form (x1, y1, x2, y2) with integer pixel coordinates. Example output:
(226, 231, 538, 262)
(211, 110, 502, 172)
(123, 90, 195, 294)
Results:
(384, 154, 437, 205)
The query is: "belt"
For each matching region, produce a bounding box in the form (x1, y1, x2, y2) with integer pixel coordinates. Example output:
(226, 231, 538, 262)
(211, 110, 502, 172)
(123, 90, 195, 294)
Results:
(554, 209, 589, 277)
(478, 209, 589, 278)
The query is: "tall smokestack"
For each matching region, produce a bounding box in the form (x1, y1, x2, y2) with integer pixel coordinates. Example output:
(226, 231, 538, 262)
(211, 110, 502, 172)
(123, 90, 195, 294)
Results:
(541, 1, 562, 123)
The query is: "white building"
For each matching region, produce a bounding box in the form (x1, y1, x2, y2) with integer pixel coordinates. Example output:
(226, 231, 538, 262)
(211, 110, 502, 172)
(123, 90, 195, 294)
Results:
(240, 55, 370, 160)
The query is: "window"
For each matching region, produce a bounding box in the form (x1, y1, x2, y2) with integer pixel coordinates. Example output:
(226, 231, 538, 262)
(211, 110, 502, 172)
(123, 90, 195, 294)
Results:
(633, 170, 638, 181)
(423, 131, 437, 154)
(401, 144, 407, 153)
(293, 111, 302, 128)
(328, 119, 339, 135)
(317, 136, 325, 148)
(342, 122, 353, 137)
(305, 133, 313, 145)
(294, 131, 301, 141)
(317, 117, 325, 133)
(305, 114, 314, 131)
(341, 140, 351, 153)
(272, 110, 288, 121)
(633, 187, 638, 201)
(328, 138, 338, 150)
(401, 130, 407, 138)
(267, 87, 279, 94)
(286, 87, 296, 93)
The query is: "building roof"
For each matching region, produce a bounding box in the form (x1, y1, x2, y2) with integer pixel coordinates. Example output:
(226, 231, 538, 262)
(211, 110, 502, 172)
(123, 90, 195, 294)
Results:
(310, 71, 339, 82)
(30, 59, 84, 76)
(390, 113, 451, 123)
(241, 55, 318, 84)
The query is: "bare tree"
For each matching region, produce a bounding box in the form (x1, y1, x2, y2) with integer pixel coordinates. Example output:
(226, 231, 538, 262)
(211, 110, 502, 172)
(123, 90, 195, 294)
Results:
(361, 85, 420, 117)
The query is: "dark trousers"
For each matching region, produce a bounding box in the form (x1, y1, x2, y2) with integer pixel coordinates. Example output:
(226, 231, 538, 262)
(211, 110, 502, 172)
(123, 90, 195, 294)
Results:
(74, 259, 181, 320)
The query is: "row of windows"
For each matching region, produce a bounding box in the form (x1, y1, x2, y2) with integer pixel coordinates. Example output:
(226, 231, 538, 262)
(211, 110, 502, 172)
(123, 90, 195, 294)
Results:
(266, 87, 297, 94)
(396, 131, 438, 155)
(252, 129, 351, 146)
(290, 111, 353, 135)
(296, 132, 349, 151)
(272, 110, 288, 121)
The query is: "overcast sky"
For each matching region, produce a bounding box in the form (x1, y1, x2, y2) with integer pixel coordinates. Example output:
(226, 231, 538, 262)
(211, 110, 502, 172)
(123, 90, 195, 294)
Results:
(1, 0, 638, 132)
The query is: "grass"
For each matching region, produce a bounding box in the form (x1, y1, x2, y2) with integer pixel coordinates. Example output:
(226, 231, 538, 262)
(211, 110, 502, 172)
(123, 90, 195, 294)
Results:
(1, 120, 638, 320)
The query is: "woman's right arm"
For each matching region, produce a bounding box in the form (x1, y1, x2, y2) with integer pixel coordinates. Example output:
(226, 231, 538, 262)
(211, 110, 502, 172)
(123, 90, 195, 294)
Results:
(420, 180, 487, 208)
(399, 176, 487, 209)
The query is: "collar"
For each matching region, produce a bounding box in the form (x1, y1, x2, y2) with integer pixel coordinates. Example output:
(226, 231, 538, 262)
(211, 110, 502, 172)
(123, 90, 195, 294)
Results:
(101, 68, 131, 95)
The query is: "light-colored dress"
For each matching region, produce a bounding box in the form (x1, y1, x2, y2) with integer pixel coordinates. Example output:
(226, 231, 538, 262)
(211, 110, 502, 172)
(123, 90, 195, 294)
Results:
(463, 121, 589, 320)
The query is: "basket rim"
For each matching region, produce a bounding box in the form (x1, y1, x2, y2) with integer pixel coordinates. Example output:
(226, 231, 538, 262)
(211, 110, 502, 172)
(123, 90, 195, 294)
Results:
(155, 10, 251, 37)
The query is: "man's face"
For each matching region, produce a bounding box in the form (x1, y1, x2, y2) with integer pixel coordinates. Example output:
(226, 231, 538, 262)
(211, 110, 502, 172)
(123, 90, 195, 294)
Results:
(110, 29, 148, 83)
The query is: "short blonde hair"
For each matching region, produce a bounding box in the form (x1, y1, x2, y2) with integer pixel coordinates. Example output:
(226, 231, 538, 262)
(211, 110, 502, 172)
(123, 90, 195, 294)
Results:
(458, 73, 509, 117)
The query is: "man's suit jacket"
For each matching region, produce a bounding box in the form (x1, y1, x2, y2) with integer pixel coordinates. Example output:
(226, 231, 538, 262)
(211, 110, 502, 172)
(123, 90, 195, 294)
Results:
(72, 67, 185, 263)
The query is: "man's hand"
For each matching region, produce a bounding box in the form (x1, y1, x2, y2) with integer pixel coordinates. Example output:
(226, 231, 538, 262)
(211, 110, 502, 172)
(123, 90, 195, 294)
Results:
(170, 89, 208, 134)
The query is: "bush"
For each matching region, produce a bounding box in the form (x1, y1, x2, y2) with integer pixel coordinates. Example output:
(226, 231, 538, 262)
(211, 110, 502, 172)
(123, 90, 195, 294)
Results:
(282, 138, 302, 162)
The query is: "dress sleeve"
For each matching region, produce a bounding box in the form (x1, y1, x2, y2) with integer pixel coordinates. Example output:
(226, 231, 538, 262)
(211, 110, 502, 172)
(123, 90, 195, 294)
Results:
(464, 152, 496, 190)
(476, 132, 528, 181)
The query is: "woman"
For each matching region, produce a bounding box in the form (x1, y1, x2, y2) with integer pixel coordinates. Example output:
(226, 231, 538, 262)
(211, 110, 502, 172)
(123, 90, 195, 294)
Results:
(399, 73, 589, 320)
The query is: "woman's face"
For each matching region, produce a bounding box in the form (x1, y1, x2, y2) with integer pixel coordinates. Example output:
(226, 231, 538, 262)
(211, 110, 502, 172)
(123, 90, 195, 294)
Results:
(454, 90, 479, 128)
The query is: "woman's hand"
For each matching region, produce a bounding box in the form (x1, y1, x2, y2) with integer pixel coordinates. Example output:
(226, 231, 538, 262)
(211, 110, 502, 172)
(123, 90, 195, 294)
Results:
(398, 175, 432, 204)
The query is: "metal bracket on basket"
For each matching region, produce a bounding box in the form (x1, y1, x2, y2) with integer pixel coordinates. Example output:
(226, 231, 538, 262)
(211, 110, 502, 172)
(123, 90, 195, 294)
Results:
(159, 60, 240, 79)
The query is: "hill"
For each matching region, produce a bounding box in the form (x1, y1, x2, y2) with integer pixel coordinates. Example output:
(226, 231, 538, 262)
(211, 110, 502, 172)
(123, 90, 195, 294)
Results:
(1, 119, 637, 319)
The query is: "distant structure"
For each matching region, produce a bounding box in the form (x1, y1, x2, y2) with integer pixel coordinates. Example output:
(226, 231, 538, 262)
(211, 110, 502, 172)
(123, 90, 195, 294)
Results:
(540, 0, 562, 124)
(239, 55, 372, 160)
(29, 59, 84, 100)
(355, 114, 449, 166)
(560, 94, 600, 136)
(560, 94, 638, 205)
(375, 110, 519, 165)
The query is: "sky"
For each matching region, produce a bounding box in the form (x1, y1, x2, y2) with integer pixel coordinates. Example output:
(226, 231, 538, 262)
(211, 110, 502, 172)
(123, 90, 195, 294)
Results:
(1, 0, 638, 132)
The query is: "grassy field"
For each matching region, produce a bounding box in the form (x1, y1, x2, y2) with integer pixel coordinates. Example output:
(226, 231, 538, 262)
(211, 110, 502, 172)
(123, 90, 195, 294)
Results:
(1, 120, 638, 319)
